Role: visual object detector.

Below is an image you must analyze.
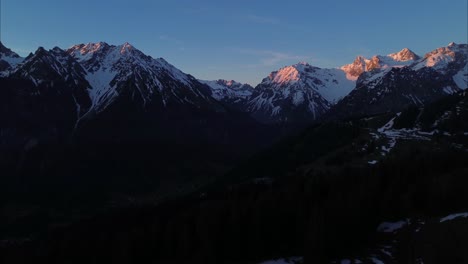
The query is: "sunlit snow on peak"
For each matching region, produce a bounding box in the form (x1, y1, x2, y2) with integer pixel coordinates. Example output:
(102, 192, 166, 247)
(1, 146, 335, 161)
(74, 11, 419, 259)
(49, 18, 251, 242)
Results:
(270, 65, 301, 84)
(120, 42, 134, 54)
(388, 48, 419, 62)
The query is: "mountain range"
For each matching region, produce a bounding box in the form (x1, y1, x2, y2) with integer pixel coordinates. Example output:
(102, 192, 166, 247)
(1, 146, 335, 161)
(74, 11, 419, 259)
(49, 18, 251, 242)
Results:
(1, 41, 466, 131)
(204, 43, 467, 123)
(1, 40, 468, 264)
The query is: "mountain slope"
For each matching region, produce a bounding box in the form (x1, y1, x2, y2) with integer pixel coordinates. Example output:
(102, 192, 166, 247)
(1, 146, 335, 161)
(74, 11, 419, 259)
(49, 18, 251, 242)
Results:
(0, 46, 92, 150)
(328, 43, 467, 120)
(200, 79, 254, 109)
(67, 42, 222, 115)
(8, 92, 468, 264)
(246, 63, 355, 123)
(0, 42, 24, 73)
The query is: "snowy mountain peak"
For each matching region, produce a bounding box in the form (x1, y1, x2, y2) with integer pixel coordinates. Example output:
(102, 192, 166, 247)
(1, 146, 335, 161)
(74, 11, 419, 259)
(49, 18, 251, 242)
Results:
(0, 42, 24, 73)
(341, 56, 369, 80)
(70, 42, 110, 56)
(413, 43, 467, 73)
(270, 65, 301, 84)
(246, 61, 357, 123)
(265, 63, 319, 85)
(388, 48, 420, 61)
(0, 42, 20, 58)
(119, 42, 135, 54)
(342, 49, 420, 80)
(66, 41, 220, 112)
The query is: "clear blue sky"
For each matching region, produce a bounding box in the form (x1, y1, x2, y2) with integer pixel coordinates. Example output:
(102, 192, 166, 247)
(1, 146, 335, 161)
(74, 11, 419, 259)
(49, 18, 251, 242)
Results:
(1, 0, 467, 85)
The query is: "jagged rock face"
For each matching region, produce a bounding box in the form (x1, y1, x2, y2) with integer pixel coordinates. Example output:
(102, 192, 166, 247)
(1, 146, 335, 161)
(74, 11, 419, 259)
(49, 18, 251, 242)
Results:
(413, 43, 468, 89)
(67, 42, 222, 115)
(0, 46, 92, 149)
(245, 62, 355, 123)
(388, 48, 421, 61)
(0, 42, 260, 148)
(328, 67, 459, 120)
(199, 79, 254, 110)
(200, 79, 254, 101)
(342, 56, 368, 79)
(341, 48, 420, 80)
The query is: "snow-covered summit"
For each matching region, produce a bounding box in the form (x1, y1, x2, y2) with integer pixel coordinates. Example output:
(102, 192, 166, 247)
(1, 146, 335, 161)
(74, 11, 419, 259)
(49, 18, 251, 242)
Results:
(66, 42, 209, 111)
(412, 43, 467, 89)
(260, 62, 355, 103)
(245, 62, 356, 123)
(388, 48, 420, 62)
(413, 43, 467, 71)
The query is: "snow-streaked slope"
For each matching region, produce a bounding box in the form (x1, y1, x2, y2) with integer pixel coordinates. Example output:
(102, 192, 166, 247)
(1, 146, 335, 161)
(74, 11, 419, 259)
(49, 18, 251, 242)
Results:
(243, 62, 358, 123)
(440, 212, 468, 223)
(246, 62, 354, 123)
(412, 43, 468, 89)
(2, 46, 93, 133)
(200, 79, 254, 102)
(12, 47, 90, 90)
(67, 42, 216, 113)
(0, 42, 24, 74)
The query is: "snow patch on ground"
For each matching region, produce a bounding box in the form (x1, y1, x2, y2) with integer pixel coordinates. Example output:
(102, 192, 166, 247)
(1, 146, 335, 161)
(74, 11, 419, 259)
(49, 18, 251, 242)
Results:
(443, 86, 458, 94)
(378, 115, 398, 132)
(258, 256, 303, 264)
(381, 248, 392, 257)
(272, 106, 282, 116)
(377, 220, 407, 233)
(440, 212, 468, 223)
(381, 137, 397, 156)
(371, 257, 385, 264)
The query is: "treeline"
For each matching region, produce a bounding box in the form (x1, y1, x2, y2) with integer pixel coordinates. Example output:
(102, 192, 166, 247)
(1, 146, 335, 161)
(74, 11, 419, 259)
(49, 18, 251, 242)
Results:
(2, 138, 467, 264)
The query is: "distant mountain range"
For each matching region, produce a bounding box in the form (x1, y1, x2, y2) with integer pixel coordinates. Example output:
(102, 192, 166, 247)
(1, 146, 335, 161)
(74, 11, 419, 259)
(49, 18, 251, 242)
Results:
(0, 41, 467, 142)
(202, 43, 467, 123)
